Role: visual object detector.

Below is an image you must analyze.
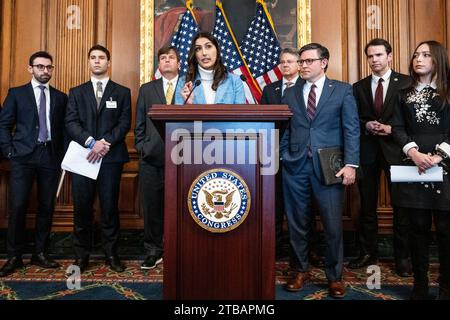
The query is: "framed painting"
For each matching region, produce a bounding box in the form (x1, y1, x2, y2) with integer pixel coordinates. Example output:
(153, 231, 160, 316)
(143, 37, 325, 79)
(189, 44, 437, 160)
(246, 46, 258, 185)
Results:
(140, 0, 310, 84)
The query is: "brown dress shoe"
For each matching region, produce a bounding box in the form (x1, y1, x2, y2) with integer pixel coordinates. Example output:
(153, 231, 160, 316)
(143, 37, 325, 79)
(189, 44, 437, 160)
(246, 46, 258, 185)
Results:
(285, 272, 310, 292)
(328, 281, 346, 298)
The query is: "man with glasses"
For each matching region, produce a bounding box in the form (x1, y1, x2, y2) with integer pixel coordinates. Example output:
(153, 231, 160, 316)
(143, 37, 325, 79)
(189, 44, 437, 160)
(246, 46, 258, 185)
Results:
(281, 43, 360, 298)
(0, 51, 67, 277)
(261, 48, 323, 268)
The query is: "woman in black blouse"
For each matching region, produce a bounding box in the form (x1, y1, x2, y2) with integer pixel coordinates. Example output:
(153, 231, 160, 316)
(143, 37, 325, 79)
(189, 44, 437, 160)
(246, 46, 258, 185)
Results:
(392, 40, 450, 300)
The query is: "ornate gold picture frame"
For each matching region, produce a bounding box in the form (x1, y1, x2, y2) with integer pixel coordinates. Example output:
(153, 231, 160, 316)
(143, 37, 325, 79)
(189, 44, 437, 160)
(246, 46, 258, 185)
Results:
(140, 0, 310, 84)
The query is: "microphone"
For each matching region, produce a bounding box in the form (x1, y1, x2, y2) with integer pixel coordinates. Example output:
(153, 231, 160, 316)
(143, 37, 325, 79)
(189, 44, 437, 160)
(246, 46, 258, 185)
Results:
(183, 79, 202, 105)
(239, 75, 257, 104)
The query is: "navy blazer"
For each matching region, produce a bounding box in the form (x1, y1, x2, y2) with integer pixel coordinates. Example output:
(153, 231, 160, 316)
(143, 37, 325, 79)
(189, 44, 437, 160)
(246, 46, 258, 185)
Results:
(281, 77, 360, 181)
(0, 82, 68, 161)
(65, 80, 131, 164)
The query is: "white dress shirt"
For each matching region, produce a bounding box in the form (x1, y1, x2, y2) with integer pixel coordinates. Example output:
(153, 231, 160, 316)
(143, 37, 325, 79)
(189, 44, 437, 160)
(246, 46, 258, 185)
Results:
(162, 75, 179, 96)
(31, 78, 51, 141)
(371, 69, 392, 102)
(282, 75, 299, 96)
(302, 74, 326, 109)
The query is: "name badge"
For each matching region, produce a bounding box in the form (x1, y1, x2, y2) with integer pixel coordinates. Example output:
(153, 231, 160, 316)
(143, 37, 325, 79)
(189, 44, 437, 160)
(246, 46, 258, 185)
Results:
(106, 100, 117, 109)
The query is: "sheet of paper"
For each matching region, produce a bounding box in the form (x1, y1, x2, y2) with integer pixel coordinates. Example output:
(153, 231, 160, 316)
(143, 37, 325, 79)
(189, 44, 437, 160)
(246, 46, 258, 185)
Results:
(61, 141, 102, 180)
(390, 165, 443, 182)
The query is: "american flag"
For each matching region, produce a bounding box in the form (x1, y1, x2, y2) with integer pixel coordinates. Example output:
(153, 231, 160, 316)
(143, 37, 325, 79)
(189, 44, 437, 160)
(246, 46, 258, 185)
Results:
(167, 0, 199, 76)
(240, 0, 282, 92)
(212, 1, 261, 104)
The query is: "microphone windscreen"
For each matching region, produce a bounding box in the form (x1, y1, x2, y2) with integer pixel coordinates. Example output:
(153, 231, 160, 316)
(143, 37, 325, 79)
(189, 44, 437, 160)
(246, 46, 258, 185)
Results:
(240, 75, 247, 82)
(194, 79, 202, 86)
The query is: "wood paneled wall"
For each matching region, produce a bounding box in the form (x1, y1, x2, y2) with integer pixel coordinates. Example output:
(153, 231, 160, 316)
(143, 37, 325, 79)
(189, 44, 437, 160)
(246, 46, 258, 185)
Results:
(0, 0, 449, 232)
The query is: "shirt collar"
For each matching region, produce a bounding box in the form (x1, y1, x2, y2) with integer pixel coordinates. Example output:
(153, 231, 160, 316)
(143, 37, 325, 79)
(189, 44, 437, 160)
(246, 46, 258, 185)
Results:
(162, 75, 179, 87)
(31, 78, 50, 90)
(91, 77, 109, 87)
(283, 75, 299, 87)
(305, 74, 326, 91)
(416, 81, 437, 92)
(372, 69, 392, 84)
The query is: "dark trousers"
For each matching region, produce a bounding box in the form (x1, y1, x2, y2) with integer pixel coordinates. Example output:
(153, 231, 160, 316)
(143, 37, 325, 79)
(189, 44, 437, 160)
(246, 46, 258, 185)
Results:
(407, 208, 450, 288)
(72, 163, 123, 258)
(139, 161, 164, 257)
(283, 158, 344, 281)
(358, 157, 410, 262)
(7, 145, 59, 257)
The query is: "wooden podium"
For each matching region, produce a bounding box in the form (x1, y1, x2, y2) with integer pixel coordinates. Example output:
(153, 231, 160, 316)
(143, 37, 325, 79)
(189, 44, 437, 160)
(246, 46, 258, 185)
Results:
(150, 105, 292, 300)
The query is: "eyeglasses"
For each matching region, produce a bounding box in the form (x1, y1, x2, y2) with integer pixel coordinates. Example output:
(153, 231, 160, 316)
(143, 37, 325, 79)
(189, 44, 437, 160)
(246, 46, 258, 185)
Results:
(32, 64, 55, 71)
(280, 60, 299, 65)
(298, 58, 323, 66)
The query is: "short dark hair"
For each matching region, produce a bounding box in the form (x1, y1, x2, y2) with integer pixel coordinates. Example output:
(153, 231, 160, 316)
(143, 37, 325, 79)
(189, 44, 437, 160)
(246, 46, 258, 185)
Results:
(88, 44, 111, 60)
(158, 45, 180, 62)
(279, 48, 299, 62)
(29, 51, 53, 66)
(298, 43, 330, 71)
(364, 38, 392, 56)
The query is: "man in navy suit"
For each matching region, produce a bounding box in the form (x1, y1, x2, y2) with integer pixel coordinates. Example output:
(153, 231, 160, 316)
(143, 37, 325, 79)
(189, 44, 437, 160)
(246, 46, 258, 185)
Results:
(65, 45, 131, 273)
(135, 45, 180, 270)
(281, 43, 360, 298)
(0, 51, 67, 277)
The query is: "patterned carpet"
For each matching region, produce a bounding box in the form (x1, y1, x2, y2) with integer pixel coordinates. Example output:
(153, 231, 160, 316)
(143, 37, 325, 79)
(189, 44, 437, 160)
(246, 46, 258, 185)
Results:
(0, 259, 440, 300)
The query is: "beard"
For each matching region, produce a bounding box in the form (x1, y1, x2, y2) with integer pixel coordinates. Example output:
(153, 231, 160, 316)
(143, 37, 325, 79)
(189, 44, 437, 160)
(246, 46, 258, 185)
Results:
(34, 74, 51, 84)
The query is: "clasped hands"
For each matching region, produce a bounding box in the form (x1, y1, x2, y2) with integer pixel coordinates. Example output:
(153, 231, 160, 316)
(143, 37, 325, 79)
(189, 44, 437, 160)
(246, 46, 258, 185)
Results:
(366, 120, 391, 136)
(407, 148, 442, 174)
(87, 139, 111, 163)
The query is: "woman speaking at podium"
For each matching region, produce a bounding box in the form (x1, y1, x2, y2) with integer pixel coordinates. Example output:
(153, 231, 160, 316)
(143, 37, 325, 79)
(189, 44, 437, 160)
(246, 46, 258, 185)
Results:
(175, 32, 246, 104)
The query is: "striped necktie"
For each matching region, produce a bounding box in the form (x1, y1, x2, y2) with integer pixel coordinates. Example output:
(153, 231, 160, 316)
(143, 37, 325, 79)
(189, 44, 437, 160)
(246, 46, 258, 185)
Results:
(306, 84, 317, 120)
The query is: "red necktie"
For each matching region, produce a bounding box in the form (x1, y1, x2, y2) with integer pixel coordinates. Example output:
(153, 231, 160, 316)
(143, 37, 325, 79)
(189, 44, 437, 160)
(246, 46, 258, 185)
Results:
(306, 84, 317, 120)
(374, 78, 384, 116)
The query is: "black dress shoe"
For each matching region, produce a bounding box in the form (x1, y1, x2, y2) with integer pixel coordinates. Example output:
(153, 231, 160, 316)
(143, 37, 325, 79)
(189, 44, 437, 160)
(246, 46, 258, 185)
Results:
(73, 257, 89, 273)
(141, 255, 163, 270)
(410, 284, 430, 300)
(436, 287, 450, 300)
(347, 254, 378, 269)
(106, 256, 125, 273)
(0, 256, 24, 277)
(30, 253, 60, 268)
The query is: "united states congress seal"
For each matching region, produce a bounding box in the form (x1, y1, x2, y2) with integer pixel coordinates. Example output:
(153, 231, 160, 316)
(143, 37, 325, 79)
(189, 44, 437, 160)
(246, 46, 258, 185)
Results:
(187, 169, 251, 233)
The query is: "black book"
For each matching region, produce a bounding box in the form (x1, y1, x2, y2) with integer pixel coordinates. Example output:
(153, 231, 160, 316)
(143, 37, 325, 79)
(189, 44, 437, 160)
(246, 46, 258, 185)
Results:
(317, 147, 344, 185)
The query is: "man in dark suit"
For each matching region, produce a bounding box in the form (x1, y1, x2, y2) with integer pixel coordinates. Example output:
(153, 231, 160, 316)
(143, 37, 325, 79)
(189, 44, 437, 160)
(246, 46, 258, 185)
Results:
(349, 38, 412, 276)
(281, 43, 360, 298)
(135, 46, 179, 270)
(261, 48, 300, 262)
(0, 51, 67, 277)
(65, 45, 131, 273)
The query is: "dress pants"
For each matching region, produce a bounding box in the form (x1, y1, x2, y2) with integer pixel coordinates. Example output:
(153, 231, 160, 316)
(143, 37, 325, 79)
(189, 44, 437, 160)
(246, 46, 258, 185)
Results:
(407, 208, 450, 288)
(358, 155, 410, 262)
(283, 158, 344, 281)
(139, 160, 164, 257)
(7, 145, 59, 257)
(72, 163, 123, 258)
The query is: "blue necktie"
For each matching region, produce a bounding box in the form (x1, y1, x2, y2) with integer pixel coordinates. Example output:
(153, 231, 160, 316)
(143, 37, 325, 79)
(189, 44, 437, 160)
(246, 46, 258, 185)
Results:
(38, 85, 48, 142)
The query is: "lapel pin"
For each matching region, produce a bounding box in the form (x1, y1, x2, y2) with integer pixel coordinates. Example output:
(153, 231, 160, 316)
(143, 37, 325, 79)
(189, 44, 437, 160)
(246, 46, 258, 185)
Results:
(275, 87, 280, 91)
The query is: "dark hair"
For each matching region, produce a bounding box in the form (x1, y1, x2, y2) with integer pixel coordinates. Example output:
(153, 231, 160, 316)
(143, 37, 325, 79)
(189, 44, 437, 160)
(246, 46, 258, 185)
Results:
(279, 48, 299, 62)
(298, 43, 330, 71)
(364, 38, 392, 56)
(186, 32, 227, 91)
(29, 51, 53, 66)
(158, 45, 180, 62)
(409, 40, 450, 105)
(88, 44, 111, 60)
